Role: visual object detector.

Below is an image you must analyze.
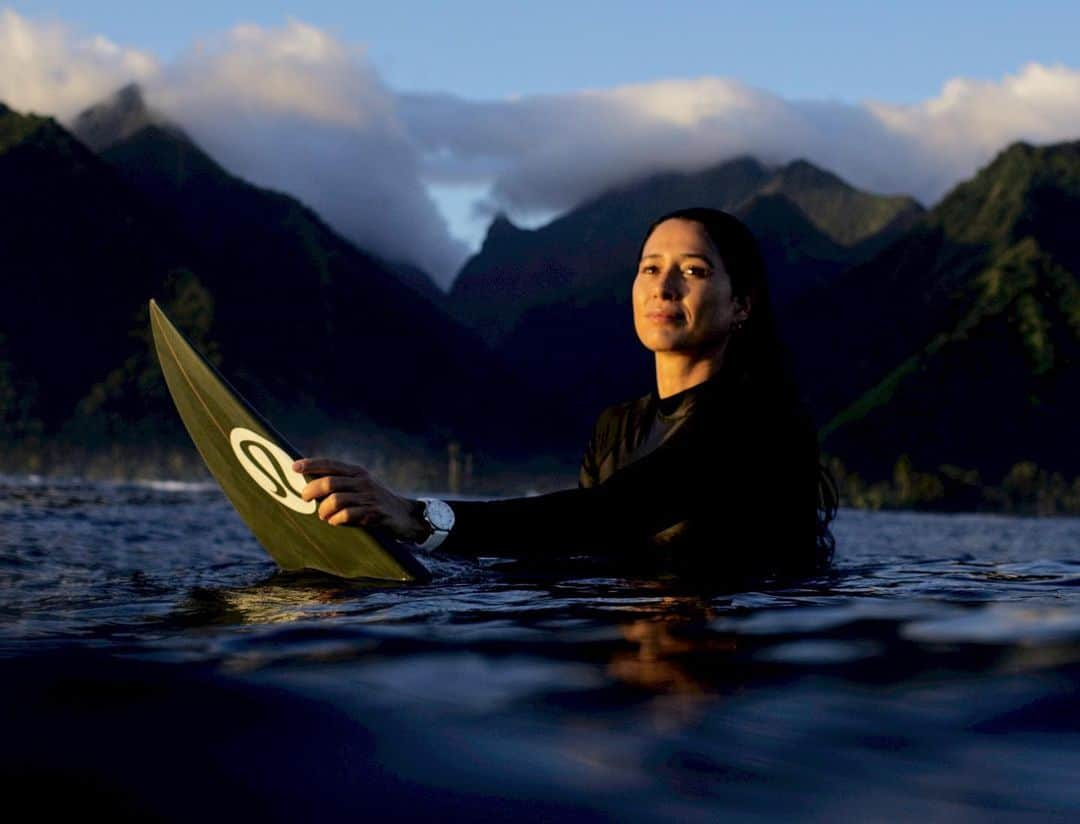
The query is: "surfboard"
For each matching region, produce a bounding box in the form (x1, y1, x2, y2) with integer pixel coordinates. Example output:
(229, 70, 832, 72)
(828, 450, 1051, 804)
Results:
(149, 299, 429, 582)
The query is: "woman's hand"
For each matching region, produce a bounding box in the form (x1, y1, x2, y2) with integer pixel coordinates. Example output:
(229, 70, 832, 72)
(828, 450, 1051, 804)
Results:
(293, 458, 430, 543)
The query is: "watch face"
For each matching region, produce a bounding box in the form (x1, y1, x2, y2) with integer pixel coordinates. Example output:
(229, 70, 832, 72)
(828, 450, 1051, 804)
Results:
(425, 499, 455, 532)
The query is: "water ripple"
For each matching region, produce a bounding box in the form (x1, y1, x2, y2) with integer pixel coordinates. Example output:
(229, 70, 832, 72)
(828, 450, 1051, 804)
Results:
(2, 480, 1080, 818)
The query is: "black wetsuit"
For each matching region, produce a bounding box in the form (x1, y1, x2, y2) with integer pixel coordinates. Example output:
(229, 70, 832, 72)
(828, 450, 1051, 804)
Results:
(441, 370, 823, 575)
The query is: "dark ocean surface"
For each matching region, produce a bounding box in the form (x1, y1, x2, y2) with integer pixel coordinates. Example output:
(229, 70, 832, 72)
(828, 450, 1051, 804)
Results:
(2, 474, 1079, 821)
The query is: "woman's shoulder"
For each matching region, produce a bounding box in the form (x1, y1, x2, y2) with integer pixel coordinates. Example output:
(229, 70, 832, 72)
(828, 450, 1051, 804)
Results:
(591, 392, 654, 443)
(579, 391, 656, 488)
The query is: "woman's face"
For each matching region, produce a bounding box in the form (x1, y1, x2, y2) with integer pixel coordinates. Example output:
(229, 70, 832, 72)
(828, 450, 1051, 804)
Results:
(633, 218, 750, 355)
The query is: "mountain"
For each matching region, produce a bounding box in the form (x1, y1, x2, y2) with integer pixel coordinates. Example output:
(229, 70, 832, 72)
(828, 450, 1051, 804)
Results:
(756, 160, 921, 248)
(0, 102, 182, 438)
(70, 83, 160, 152)
(72, 85, 448, 308)
(448, 156, 923, 430)
(792, 141, 1080, 484)
(389, 261, 448, 307)
(0, 97, 569, 472)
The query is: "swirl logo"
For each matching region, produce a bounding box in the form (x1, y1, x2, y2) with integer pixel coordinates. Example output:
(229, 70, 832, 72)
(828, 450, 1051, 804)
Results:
(228, 427, 316, 514)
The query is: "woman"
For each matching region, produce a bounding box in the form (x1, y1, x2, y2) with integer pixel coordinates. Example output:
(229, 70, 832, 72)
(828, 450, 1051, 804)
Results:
(295, 208, 837, 577)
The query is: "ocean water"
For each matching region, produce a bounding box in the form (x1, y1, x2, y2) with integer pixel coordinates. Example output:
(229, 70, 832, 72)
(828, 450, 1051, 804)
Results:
(2, 475, 1079, 821)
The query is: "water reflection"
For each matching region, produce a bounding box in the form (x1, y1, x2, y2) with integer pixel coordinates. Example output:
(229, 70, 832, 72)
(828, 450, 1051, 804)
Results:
(603, 594, 733, 697)
(612, 618, 712, 694)
(172, 570, 403, 626)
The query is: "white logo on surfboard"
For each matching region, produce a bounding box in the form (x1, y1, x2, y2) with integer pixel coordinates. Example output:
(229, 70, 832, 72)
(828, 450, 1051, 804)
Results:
(229, 427, 316, 514)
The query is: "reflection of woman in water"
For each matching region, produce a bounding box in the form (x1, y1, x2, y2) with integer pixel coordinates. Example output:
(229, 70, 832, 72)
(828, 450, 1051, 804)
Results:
(295, 208, 837, 578)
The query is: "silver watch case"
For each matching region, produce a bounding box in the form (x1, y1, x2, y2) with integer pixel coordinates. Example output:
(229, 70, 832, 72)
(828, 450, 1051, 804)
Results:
(420, 498, 455, 533)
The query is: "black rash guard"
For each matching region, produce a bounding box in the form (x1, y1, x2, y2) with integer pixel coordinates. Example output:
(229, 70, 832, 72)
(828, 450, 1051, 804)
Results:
(440, 370, 823, 574)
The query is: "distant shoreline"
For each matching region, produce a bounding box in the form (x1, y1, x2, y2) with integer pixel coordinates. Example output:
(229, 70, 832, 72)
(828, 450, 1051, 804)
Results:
(2, 441, 1076, 517)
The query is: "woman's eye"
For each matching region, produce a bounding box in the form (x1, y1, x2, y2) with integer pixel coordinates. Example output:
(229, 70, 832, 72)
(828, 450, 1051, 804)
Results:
(684, 266, 709, 278)
(639, 265, 659, 275)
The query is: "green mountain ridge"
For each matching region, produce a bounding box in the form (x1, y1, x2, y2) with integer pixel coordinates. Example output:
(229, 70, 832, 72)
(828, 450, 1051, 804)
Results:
(807, 141, 1080, 489)
(0, 105, 186, 433)
(0, 102, 49, 152)
(756, 159, 922, 246)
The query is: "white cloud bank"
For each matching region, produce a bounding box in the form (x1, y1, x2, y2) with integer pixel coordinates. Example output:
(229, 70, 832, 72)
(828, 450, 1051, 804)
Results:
(3, 8, 1080, 285)
(0, 9, 158, 118)
(403, 64, 1080, 217)
(152, 22, 466, 286)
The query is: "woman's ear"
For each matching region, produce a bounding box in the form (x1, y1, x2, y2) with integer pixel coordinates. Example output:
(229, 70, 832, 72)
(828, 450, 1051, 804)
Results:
(734, 294, 752, 324)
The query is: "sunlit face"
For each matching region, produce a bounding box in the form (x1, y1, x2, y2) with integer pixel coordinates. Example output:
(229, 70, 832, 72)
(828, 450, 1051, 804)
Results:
(633, 219, 750, 355)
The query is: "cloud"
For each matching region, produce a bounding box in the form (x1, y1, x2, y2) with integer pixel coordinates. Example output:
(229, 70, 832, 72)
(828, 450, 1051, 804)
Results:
(0, 11, 466, 286)
(402, 64, 1080, 215)
(3, 8, 1080, 283)
(150, 21, 467, 286)
(866, 63, 1080, 199)
(0, 8, 157, 118)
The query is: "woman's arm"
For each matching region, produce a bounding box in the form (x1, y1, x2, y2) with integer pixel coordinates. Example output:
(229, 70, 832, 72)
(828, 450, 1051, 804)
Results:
(442, 423, 732, 557)
(295, 419, 741, 559)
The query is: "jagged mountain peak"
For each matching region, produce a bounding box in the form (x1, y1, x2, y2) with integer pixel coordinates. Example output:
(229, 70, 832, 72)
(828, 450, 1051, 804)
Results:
(770, 158, 848, 189)
(486, 212, 521, 237)
(72, 83, 169, 152)
(756, 158, 923, 246)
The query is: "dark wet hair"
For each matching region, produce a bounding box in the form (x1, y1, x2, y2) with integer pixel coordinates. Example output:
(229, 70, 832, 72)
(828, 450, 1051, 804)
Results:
(639, 207, 837, 566)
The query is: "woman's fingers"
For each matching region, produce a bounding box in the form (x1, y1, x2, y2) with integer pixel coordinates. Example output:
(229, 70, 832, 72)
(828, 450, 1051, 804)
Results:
(327, 507, 377, 527)
(290, 458, 419, 539)
(300, 474, 372, 502)
(293, 458, 369, 478)
(295, 459, 374, 506)
(317, 491, 375, 522)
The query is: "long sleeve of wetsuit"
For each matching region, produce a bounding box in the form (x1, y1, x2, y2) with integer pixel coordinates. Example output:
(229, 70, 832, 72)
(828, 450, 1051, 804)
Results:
(437, 407, 814, 560)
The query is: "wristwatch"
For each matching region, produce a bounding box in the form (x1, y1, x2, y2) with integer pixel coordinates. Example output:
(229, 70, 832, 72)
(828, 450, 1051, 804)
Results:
(416, 497, 455, 551)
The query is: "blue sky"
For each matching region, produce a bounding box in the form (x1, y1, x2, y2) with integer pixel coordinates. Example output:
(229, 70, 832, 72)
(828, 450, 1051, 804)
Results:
(11, 0, 1080, 102)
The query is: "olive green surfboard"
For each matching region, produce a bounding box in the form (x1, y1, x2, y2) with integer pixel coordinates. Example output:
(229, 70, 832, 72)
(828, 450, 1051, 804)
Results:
(149, 299, 429, 582)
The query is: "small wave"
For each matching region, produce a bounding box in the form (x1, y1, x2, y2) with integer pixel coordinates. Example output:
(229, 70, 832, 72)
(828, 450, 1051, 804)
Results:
(0, 473, 77, 488)
(130, 479, 218, 493)
(0, 474, 216, 494)
(902, 603, 1080, 644)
